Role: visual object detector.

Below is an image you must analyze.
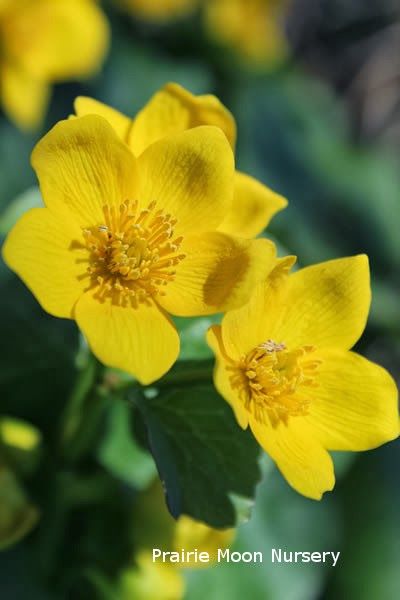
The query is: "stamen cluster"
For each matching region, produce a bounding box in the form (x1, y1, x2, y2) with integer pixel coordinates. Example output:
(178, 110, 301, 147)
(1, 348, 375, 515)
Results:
(228, 340, 321, 427)
(82, 200, 185, 306)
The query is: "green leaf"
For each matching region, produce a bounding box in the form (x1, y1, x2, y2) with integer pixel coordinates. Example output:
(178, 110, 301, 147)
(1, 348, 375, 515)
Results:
(324, 448, 400, 600)
(185, 471, 341, 600)
(0, 273, 79, 435)
(97, 400, 156, 490)
(135, 383, 261, 528)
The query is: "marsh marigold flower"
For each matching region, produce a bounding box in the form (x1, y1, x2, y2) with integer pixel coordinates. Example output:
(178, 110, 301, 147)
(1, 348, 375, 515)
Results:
(119, 551, 185, 600)
(204, 0, 290, 65)
(0, 417, 41, 550)
(173, 515, 234, 567)
(120, 479, 234, 599)
(0, 0, 109, 130)
(207, 255, 399, 499)
(119, 517, 234, 598)
(3, 115, 277, 384)
(74, 82, 287, 239)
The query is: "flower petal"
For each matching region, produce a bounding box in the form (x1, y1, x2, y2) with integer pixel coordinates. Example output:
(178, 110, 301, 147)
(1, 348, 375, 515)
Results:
(129, 82, 236, 156)
(276, 255, 371, 350)
(218, 171, 287, 238)
(2, 208, 86, 318)
(158, 233, 276, 315)
(306, 349, 399, 451)
(31, 115, 139, 226)
(250, 417, 335, 500)
(207, 325, 249, 429)
(136, 126, 234, 235)
(221, 270, 287, 360)
(74, 96, 131, 142)
(222, 255, 370, 360)
(1, 0, 109, 81)
(75, 294, 180, 384)
(0, 62, 50, 130)
(204, 0, 288, 64)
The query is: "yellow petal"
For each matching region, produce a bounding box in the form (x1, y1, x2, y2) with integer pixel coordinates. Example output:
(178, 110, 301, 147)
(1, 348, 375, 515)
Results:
(276, 255, 371, 350)
(2, 208, 86, 318)
(173, 515, 235, 568)
(1, 0, 109, 82)
(75, 294, 180, 385)
(0, 62, 50, 130)
(221, 272, 285, 360)
(207, 325, 249, 429)
(0, 0, 13, 15)
(129, 82, 236, 156)
(0, 418, 41, 452)
(158, 233, 276, 315)
(136, 126, 234, 235)
(222, 255, 370, 360)
(31, 115, 138, 227)
(205, 0, 289, 65)
(306, 349, 399, 451)
(119, 551, 184, 600)
(218, 171, 287, 238)
(74, 96, 131, 142)
(250, 417, 335, 500)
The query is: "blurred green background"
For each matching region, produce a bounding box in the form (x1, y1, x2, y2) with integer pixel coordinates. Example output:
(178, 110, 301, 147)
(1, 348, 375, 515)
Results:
(1, 1, 399, 598)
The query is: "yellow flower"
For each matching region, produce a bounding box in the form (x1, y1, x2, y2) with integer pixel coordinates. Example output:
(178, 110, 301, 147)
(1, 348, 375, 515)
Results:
(120, 518, 234, 598)
(207, 255, 399, 499)
(120, 509, 234, 598)
(74, 82, 287, 239)
(3, 115, 277, 384)
(204, 0, 290, 65)
(121, 479, 235, 598)
(117, 0, 198, 22)
(174, 515, 234, 568)
(0, 416, 42, 473)
(0, 0, 109, 130)
(0, 417, 41, 452)
(119, 551, 185, 600)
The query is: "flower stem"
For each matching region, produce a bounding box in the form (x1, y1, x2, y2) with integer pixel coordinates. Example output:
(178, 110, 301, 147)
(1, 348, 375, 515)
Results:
(59, 350, 104, 461)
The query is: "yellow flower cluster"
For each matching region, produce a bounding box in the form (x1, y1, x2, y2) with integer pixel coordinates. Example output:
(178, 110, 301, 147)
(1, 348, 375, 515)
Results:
(0, 0, 288, 130)
(119, 517, 234, 599)
(0, 0, 109, 130)
(118, 480, 234, 599)
(2, 83, 399, 500)
(3, 83, 284, 384)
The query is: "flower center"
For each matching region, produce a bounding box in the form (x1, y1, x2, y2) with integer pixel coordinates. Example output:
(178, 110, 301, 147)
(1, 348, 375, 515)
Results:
(82, 200, 185, 306)
(228, 340, 321, 427)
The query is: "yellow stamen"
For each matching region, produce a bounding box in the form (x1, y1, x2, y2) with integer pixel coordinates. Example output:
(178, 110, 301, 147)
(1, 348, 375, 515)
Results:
(228, 340, 322, 427)
(81, 200, 185, 307)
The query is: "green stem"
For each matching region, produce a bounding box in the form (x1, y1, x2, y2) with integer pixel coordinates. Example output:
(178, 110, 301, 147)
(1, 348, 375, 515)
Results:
(59, 351, 104, 461)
